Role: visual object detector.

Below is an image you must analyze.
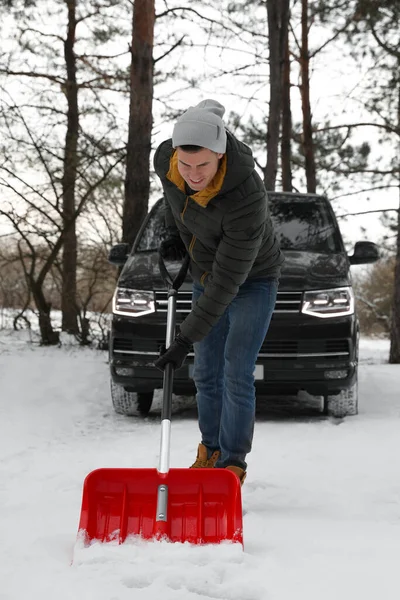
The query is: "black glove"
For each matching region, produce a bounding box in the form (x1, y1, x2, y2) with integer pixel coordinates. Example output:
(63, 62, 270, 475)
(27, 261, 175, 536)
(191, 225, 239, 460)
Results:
(154, 333, 192, 371)
(159, 229, 187, 261)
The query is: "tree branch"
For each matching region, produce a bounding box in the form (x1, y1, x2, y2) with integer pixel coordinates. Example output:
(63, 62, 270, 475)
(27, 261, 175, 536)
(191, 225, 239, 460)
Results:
(331, 185, 400, 201)
(315, 122, 398, 136)
(337, 208, 399, 218)
(154, 35, 186, 63)
(0, 69, 63, 84)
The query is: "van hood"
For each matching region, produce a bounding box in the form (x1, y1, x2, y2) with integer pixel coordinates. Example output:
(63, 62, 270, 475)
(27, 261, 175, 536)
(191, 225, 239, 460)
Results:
(278, 250, 351, 291)
(118, 253, 193, 291)
(118, 250, 351, 292)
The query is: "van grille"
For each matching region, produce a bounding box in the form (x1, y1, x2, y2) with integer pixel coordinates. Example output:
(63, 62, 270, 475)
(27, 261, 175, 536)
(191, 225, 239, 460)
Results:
(155, 290, 192, 315)
(154, 290, 302, 314)
(113, 338, 160, 353)
(258, 339, 349, 358)
(113, 336, 349, 359)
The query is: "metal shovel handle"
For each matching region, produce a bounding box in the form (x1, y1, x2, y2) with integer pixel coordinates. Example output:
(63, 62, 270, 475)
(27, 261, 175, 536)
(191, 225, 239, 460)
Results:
(157, 252, 190, 475)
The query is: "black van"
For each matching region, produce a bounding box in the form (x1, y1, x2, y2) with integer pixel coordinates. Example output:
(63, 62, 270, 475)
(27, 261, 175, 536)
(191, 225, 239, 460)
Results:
(108, 192, 379, 419)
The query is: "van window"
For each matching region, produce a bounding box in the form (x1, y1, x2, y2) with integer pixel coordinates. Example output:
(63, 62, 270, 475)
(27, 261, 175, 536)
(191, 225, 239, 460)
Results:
(137, 197, 343, 254)
(136, 203, 167, 252)
(269, 198, 343, 253)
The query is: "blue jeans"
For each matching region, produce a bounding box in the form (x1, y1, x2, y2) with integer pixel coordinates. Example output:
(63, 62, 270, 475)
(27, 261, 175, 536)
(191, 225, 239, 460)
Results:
(192, 277, 278, 470)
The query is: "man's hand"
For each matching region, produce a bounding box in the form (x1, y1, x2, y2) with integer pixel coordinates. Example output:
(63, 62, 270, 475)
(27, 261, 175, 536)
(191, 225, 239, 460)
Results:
(154, 333, 192, 371)
(159, 230, 187, 261)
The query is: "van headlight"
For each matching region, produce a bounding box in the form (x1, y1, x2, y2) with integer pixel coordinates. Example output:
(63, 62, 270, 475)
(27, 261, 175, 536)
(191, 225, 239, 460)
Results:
(302, 287, 354, 318)
(112, 288, 155, 317)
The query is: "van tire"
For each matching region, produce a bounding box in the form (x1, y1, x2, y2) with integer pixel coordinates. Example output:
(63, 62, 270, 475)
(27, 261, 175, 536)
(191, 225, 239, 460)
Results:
(324, 377, 358, 418)
(110, 380, 153, 416)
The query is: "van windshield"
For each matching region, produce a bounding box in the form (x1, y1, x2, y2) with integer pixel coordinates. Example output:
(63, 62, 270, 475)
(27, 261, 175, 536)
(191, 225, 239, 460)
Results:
(268, 196, 343, 252)
(136, 197, 343, 253)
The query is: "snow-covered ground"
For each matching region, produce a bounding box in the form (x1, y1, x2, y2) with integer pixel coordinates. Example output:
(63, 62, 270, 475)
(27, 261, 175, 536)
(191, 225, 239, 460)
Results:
(1, 331, 399, 600)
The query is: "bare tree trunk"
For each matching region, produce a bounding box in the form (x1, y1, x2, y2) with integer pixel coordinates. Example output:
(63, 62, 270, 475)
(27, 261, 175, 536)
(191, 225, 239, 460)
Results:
(389, 205, 400, 363)
(123, 0, 155, 247)
(31, 280, 59, 346)
(265, 0, 290, 191)
(61, 0, 79, 334)
(300, 0, 317, 193)
(281, 27, 292, 192)
(389, 75, 400, 364)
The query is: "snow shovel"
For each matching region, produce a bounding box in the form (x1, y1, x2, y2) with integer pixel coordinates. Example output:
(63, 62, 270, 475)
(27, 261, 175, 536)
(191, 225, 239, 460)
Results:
(77, 254, 243, 546)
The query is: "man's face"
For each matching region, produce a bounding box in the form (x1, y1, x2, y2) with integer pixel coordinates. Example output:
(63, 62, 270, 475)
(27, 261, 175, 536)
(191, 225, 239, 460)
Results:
(176, 147, 224, 191)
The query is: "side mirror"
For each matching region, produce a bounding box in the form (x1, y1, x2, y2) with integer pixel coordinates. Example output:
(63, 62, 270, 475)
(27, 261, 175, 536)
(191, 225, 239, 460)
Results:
(108, 243, 131, 266)
(349, 241, 380, 266)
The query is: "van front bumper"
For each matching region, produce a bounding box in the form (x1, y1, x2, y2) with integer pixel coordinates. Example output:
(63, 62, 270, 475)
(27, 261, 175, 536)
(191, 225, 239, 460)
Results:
(110, 313, 358, 398)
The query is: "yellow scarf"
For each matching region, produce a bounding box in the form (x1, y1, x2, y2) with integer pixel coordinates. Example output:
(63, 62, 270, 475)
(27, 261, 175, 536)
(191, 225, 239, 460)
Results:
(166, 151, 227, 208)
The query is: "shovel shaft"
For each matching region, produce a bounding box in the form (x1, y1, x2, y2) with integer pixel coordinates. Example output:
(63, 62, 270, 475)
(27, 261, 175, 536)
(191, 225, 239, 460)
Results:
(158, 419, 171, 473)
(158, 290, 177, 472)
(165, 292, 177, 349)
(161, 362, 174, 421)
(161, 291, 176, 422)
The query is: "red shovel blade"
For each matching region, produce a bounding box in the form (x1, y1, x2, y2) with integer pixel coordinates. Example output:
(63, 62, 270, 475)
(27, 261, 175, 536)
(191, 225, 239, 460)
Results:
(78, 467, 243, 546)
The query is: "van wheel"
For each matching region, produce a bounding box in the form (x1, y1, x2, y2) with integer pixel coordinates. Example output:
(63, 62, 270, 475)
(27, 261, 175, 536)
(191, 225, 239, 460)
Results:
(324, 376, 358, 418)
(110, 380, 153, 416)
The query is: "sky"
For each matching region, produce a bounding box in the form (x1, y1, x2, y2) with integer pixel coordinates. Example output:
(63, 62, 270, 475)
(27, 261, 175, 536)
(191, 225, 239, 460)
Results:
(0, 3, 398, 251)
(1, 327, 399, 600)
(150, 7, 399, 248)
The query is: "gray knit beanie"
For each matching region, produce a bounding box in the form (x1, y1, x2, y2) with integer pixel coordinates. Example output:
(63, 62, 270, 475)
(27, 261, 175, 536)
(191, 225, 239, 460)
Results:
(172, 99, 227, 153)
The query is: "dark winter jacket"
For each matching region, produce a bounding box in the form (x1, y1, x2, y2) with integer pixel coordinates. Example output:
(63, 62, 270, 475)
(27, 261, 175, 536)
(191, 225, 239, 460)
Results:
(153, 131, 284, 343)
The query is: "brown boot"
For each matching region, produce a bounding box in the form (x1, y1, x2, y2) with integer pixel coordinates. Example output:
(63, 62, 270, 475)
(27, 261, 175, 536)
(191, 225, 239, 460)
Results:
(226, 465, 247, 486)
(190, 443, 220, 468)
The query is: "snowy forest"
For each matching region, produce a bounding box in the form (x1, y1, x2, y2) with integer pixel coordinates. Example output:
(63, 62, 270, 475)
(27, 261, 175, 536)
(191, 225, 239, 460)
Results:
(0, 0, 399, 360)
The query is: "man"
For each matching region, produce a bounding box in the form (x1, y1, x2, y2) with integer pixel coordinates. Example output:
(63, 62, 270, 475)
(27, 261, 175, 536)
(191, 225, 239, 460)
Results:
(153, 99, 284, 484)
